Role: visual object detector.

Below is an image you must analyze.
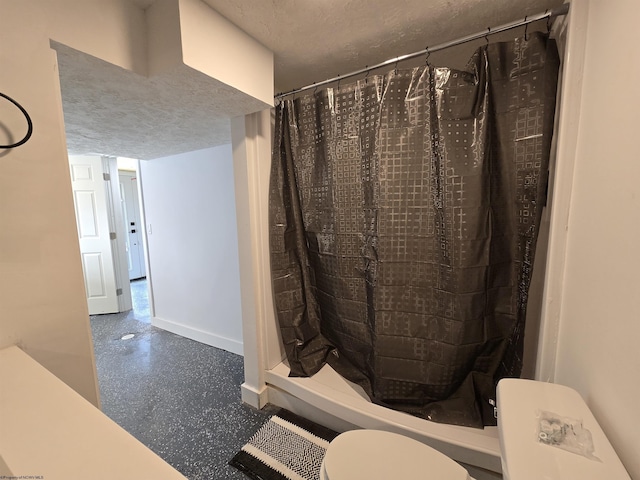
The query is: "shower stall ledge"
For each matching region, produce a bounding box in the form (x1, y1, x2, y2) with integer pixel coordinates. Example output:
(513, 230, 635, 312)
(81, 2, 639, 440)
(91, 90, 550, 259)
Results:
(265, 361, 502, 474)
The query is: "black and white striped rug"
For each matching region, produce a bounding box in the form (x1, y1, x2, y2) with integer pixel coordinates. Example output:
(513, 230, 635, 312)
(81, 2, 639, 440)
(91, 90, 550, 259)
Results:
(230, 409, 339, 480)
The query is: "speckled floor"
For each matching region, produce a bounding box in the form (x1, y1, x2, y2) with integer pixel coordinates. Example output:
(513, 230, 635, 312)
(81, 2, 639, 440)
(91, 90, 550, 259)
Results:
(90, 279, 277, 479)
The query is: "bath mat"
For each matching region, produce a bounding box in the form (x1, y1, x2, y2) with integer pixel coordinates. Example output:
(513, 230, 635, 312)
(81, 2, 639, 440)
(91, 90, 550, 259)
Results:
(229, 409, 339, 480)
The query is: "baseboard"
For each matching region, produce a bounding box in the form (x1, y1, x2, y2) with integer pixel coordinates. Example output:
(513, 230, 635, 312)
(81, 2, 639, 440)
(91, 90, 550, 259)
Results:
(241, 383, 270, 409)
(151, 316, 243, 356)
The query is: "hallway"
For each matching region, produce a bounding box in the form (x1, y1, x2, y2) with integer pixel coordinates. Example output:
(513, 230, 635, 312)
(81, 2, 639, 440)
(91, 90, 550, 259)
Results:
(90, 279, 275, 479)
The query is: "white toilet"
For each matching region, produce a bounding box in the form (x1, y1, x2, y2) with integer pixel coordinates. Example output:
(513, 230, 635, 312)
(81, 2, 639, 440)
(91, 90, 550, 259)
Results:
(320, 379, 631, 479)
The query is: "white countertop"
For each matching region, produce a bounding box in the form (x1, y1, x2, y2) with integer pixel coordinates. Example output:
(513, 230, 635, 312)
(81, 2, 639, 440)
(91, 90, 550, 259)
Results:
(0, 345, 187, 480)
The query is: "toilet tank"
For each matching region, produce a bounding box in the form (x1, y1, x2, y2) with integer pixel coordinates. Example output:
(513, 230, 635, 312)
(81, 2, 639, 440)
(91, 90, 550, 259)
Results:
(496, 379, 630, 480)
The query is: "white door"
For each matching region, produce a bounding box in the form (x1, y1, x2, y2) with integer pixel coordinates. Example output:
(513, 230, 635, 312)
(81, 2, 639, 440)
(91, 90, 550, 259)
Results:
(118, 171, 146, 280)
(69, 155, 119, 314)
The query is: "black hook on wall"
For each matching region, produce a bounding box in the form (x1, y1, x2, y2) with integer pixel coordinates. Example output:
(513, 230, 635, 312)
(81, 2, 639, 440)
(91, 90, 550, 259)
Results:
(0, 92, 33, 149)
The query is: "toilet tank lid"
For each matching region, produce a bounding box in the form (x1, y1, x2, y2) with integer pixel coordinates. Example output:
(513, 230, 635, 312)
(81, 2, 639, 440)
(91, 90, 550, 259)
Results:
(497, 379, 630, 480)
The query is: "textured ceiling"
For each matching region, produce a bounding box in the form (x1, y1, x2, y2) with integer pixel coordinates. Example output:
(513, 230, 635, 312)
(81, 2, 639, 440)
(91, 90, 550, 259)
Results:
(201, 0, 564, 93)
(59, 0, 564, 159)
(55, 42, 268, 160)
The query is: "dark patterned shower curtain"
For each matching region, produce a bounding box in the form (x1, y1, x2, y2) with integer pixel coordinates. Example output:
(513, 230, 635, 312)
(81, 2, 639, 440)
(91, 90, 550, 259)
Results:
(269, 33, 559, 428)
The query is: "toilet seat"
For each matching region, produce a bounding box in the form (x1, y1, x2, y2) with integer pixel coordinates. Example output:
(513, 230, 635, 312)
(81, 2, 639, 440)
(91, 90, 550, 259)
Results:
(321, 430, 470, 480)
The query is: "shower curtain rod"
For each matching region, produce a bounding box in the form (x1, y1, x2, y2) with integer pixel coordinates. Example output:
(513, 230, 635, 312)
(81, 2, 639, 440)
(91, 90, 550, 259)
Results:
(275, 3, 569, 99)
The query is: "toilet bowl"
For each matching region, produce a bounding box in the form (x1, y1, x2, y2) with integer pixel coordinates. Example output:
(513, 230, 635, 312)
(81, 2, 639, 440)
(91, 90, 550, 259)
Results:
(320, 379, 631, 480)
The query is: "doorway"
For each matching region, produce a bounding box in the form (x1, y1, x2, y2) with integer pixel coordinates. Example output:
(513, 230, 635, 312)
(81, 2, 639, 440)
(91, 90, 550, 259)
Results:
(118, 169, 146, 281)
(68, 154, 149, 316)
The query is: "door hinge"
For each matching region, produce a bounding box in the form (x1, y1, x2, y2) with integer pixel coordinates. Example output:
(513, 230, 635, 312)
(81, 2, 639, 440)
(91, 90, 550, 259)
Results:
(109, 232, 117, 240)
(116, 288, 123, 296)
(103, 173, 111, 181)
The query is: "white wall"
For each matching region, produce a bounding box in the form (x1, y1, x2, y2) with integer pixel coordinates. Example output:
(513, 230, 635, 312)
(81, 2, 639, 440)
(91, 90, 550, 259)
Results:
(178, 0, 274, 106)
(146, 0, 273, 106)
(140, 145, 244, 354)
(30, 0, 148, 75)
(0, 0, 148, 406)
(552, 0, 640, 477)
(1, 0, 272, 404)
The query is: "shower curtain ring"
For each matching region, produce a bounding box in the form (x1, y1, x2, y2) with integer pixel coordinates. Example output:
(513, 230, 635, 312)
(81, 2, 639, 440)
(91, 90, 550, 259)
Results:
(524, 16, 529, 41)
(364, 67, 370, 84)
(485, 27, 490, 45)
(546, 10, 552, 33)
(313, 83, 318, 95)
(425, 47, 431, 66)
